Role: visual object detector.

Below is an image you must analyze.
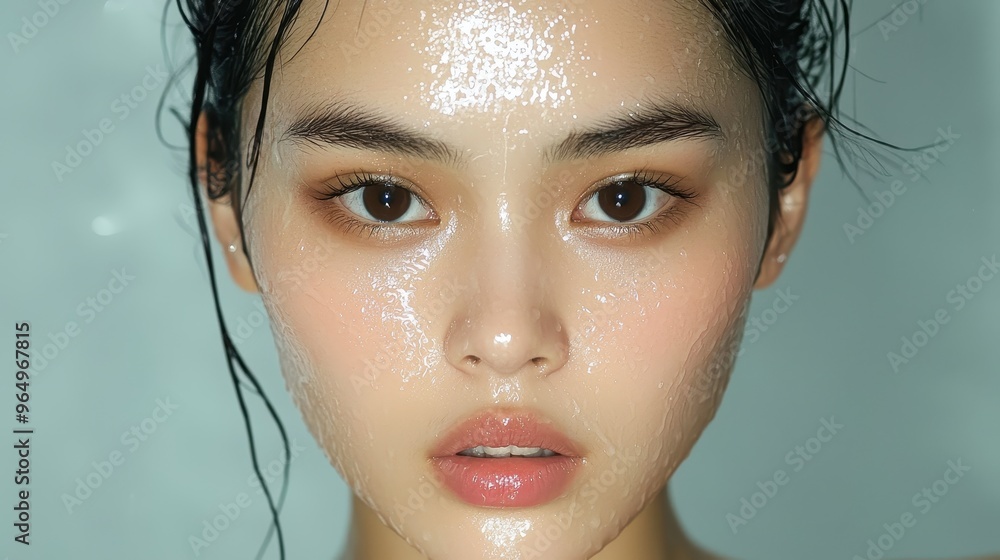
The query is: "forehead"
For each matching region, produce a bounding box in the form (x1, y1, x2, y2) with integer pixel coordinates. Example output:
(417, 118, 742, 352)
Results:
(261, 0, 752, 148)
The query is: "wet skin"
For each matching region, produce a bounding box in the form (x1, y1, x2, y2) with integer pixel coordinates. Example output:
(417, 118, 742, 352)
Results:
(198, 1, 832, 559)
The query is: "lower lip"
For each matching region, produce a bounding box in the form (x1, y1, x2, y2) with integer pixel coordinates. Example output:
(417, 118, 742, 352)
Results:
(431, 455, 580, 507)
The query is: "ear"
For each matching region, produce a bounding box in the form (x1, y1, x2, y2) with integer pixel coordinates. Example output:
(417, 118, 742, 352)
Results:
(195, 112, 259, 294)
(754, 117, 824, 290)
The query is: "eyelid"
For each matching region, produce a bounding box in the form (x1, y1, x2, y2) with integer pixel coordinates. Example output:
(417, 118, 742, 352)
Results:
(584, 169, 692, 201)
(572, 169, 695, 219)
(313, 170, 428, 204)
(569, 169, 698, 240)
(308, 171, 439, 241)
(317, 172, 438, 219)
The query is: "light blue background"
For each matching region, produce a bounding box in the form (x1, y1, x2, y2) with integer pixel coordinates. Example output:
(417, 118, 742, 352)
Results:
(1, 1, 998, 559)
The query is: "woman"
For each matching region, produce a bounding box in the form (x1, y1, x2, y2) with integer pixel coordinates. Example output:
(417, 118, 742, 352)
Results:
(176, 0, 993, 558)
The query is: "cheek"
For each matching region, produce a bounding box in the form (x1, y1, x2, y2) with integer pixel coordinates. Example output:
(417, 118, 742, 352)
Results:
(254, 262, 418, 511)
(641, 197, 763, 421)
(244, 196, 430, 477)
(576, 251, 754, 442)
(563, 179, 765, 470)
(633, 252, 753, 412)
(266, 258, 418, 388)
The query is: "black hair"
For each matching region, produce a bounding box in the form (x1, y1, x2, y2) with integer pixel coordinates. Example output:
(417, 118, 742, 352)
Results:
(162, 1, 872, 558)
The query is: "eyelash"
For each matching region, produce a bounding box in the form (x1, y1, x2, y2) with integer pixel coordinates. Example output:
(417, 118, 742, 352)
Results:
(310, 169, 698, 241)
(577, 169, 698, 241)
(311, 171, 432, 240)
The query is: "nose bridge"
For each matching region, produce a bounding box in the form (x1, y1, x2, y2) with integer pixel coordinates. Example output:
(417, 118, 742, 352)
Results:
(478, 217, 542, 303)
(445, 220, 568, 378)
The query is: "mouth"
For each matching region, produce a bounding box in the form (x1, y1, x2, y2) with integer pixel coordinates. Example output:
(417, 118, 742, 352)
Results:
(430, 409, 583, 508)
(456, 445, 558, 458)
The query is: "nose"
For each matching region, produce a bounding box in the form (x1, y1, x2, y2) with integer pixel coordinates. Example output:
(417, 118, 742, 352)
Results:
(446, 302, 568, 377)
(443, 238, 569, 378)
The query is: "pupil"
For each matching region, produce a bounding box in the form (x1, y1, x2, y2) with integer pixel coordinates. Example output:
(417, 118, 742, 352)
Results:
(597, 181, 645, 222)
(363, 183, 411, 222)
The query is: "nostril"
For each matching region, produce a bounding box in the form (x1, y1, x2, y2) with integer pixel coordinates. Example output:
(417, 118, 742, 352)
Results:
(531, 357, 545, 366)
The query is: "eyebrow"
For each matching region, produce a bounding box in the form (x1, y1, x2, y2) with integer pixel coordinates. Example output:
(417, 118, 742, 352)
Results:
(280, 98, 723, 167)
(542, 100, 723, 164)
(281, 101, 468, 168)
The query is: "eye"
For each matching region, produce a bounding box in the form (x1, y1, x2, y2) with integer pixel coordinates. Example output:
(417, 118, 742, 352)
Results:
(340, 181, 424, 222)
(311, 171, 437, 238)
(323, 172, 431, 223)
(573, 170, 696, 235)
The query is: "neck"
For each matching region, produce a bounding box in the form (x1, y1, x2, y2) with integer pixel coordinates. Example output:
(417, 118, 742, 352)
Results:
(342, 484, 703, 560)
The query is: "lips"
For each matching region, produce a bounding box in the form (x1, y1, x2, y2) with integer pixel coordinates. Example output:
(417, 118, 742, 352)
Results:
(430, 409, 583, 508)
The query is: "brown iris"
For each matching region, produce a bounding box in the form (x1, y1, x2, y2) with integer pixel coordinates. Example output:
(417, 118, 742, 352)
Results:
(597, 180, 647, 222)
(362, 183, 412, 222)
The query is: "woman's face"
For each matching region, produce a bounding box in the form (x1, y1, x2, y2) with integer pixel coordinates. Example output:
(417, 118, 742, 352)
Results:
(217, 1, 794, 558)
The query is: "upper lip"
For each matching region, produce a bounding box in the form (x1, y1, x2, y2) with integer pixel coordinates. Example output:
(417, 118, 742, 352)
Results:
(430, 408, 583, 458)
